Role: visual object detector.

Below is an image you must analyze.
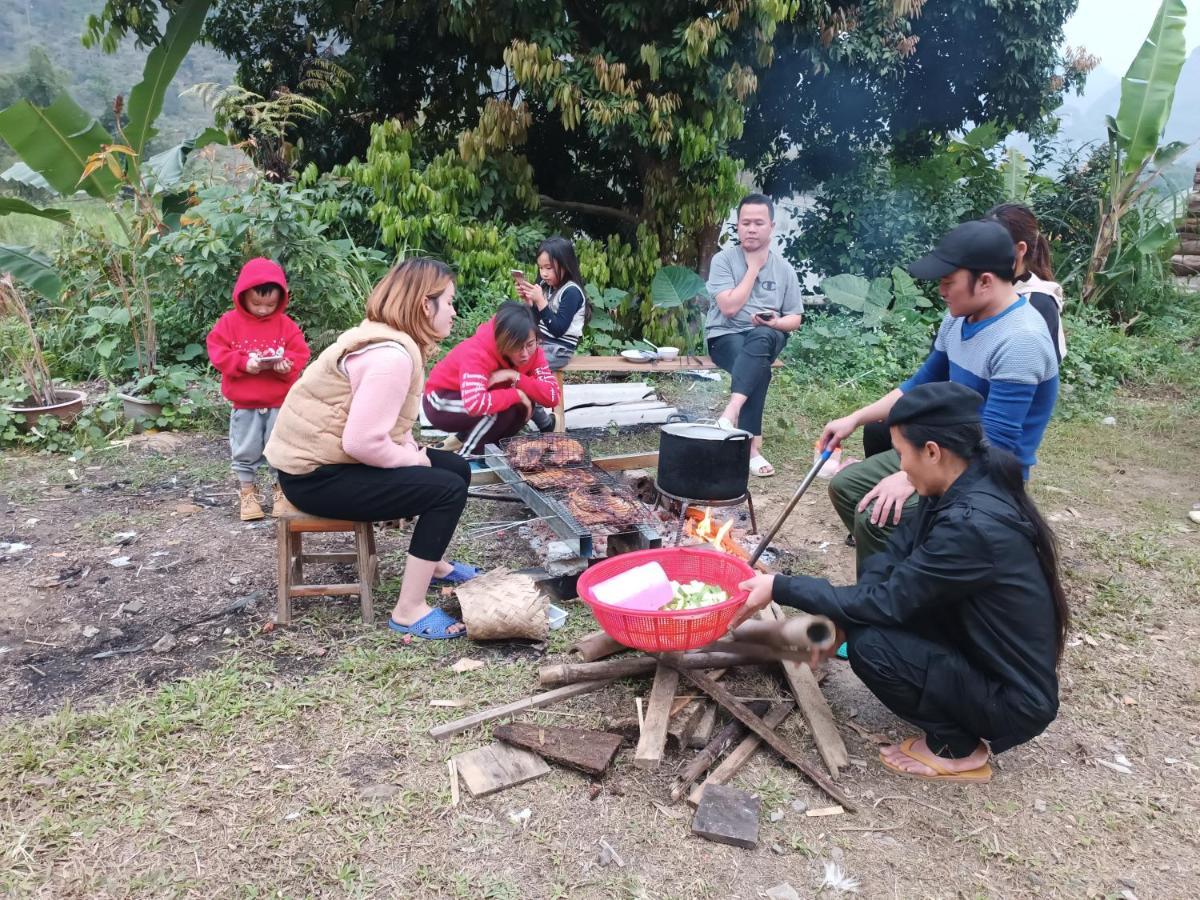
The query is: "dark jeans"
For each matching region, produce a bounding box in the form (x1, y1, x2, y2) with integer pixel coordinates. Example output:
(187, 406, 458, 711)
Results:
(707, 326, 788, 437)
(423, 392, 529, 455)
(278, 449, 470, 562)
(846, 623, 1049, 758)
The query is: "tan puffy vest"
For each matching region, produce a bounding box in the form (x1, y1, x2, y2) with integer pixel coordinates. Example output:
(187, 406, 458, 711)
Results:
(265, 321, 425, 475)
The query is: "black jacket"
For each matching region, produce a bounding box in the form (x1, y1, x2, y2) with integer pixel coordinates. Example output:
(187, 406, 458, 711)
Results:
(776, 462, 1060, 746)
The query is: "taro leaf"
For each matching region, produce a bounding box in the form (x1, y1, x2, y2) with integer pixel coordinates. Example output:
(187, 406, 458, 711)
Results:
(0, 94, 116, 198)
(0, 197, 71, 224)
(820, 273, 870, 312)
(0, 244, 61, 299)
(651, 266, 707, 310)
(891, 267, 928, 310)
(1114, 0, 1188, 175)
(863, 277, 893, 328)
(178, 343, 205, 362)
(124, 0, 213, 161)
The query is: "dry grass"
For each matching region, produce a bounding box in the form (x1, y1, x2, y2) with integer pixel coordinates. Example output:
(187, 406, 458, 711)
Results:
(1, 392, 1199, 897)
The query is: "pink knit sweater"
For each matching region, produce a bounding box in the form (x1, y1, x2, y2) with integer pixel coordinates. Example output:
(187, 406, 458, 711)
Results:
(341, 345, 426, 467)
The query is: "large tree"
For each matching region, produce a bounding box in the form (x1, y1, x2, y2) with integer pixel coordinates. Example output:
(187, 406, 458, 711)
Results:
(742, 0, 1087, 194)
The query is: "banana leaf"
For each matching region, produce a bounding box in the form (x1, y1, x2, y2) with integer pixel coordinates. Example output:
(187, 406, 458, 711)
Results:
(1114, 0, 1188, 175)
(0, 94, 117, 199)
(0, 244, 61, 299)
(124, 0, 213, 162)
(0, 198, 71, 224)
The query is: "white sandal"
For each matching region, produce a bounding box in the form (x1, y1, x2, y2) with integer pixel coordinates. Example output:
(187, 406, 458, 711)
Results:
(749, 453, 775, 477)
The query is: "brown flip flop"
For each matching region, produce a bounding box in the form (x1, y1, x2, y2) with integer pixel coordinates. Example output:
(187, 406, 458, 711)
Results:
(879, 736, 993, 783)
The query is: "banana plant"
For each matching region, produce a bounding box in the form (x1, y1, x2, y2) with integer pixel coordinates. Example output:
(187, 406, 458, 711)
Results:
(1082, 0, 1191, 308)
(0, 0, 216, 298)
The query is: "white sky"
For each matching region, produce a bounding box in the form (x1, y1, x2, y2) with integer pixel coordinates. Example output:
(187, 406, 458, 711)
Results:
(1063, 0, 1200, 73)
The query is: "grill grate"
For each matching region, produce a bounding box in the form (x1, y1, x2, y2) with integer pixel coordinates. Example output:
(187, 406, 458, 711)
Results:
(499, 434, 590, 472)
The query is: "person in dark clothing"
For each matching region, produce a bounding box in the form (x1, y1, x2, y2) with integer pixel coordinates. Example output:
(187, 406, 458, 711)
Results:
(735, 382, 1070, 782)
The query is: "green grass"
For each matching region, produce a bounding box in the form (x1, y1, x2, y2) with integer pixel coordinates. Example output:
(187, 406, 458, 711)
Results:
(0, 201, 123, 253)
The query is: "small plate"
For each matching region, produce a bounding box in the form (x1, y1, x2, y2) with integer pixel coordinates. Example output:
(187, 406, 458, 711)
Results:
(620, 349, 656, 362)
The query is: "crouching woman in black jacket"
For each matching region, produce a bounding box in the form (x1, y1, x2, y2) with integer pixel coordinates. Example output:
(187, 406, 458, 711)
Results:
(736, 382, 1069, 783)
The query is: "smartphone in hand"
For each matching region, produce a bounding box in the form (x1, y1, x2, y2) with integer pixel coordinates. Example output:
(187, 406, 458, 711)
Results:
(755, 310, 777, 322)
(511, 269, 528, 285)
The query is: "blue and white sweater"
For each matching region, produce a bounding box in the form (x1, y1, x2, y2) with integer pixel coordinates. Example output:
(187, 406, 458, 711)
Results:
(536, 281, 587, 352)
(900, 298, 1059, 477)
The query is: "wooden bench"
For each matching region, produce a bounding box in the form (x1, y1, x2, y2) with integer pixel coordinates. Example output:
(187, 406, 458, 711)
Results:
(552, 354, 783, 433)
(276, 513, 379, 626)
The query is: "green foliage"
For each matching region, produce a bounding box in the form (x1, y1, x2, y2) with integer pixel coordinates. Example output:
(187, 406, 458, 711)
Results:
(821, 268, 934, 328)
(0, 376, 126, 455)
(122, 364, 225, 431)
(788, 127, 1007, 282)
(0, 93, 118, 198)
(0, 244, 61, 298)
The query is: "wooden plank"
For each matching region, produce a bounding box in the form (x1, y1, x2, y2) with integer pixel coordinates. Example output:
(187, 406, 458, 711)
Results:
(666, 698, 708, 752)
(691, 783, 760, 849)
(428, 679, 613, 741)
(452, 742, 551, 797)
(666, 661, 857, 812)
(687, 703, 719, 748)
(564, 355, 783, 373)
(494, 722, 622, 776)
(768, 603, 849, 778)
(566, 404, 678, 430)
(563, 382, 654, 409)
(634, 662, 679, 770)
(688, 702, 793, 808)
(670, 701, 768, 802)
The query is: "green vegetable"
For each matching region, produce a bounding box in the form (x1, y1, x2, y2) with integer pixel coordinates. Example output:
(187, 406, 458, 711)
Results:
(663, 579, 728, 611)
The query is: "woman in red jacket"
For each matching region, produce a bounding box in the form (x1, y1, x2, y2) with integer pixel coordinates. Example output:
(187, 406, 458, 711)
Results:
(424, 301, 561, 457)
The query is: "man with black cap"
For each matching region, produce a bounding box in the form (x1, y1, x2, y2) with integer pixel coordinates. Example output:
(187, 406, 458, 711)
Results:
(734, 382, 1068, 783)
(821, 219, 1060, 571)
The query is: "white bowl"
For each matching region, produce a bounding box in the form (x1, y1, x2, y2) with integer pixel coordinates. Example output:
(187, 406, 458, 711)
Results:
(655, 346, 680, 361)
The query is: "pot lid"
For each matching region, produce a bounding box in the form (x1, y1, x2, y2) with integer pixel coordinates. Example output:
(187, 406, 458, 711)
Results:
(661, 422, 751, 441)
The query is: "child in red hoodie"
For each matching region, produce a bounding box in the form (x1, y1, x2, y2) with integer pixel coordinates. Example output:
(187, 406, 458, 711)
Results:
(206, 258, 311, 520)
(424, 301, 560, 458)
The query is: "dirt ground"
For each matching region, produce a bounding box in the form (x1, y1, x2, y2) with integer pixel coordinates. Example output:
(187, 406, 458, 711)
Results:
(1, 393, 1199, 898)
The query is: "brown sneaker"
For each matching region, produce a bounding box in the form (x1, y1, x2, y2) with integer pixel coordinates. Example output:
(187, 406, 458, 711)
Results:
(239, 484, 265, 521)
(270, 485, 297, 517)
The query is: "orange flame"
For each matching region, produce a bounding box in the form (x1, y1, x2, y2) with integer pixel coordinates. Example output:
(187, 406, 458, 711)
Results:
(684, 507, 747, 559)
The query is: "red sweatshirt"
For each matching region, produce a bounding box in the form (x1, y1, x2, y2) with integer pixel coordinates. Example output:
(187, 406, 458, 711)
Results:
(425, 318, 560, 415)
(206, 258, 311, 409)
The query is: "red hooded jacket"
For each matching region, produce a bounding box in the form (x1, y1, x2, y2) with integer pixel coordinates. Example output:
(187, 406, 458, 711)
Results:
(424, 318, 560, 416)
(206, 258, 311, 409)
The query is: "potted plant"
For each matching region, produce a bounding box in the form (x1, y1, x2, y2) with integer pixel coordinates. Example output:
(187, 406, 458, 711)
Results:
(0, 274, 86, 426)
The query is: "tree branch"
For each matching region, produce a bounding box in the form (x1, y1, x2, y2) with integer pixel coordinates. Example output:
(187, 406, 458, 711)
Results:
(537, 194, 639, 226)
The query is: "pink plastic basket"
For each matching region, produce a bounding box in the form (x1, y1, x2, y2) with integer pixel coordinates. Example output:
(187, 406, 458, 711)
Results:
(576, 547, 755, 652)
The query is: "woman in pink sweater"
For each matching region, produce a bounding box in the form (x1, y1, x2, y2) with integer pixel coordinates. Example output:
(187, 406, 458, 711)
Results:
(267, 260, 478, 639)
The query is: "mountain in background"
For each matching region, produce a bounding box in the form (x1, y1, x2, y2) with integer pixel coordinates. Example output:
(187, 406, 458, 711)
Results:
(0, 0, 234, 167)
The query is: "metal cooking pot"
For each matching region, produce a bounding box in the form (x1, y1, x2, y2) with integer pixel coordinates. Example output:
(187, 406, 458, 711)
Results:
(657, 420, 751, 501)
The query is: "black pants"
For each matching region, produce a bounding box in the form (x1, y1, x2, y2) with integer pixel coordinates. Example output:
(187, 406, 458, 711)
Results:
(845, 623, 1051, 758)
(423, 392, 529, 455)
(278, 449, 470, 562)
(707, 326, 787, 438)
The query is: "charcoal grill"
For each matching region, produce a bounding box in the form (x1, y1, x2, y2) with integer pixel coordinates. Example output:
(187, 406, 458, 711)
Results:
(484, 443, 661, 558)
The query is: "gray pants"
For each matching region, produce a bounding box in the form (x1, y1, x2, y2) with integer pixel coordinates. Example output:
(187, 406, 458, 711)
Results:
(229, 407, 280, 482)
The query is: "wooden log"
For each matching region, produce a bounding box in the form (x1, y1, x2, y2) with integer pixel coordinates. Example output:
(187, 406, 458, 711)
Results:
(688, 702, 794, 808)
(571, 630, 628, 662)
(539, 651, 794, 687)
(493, 722, 622, 776)
(666, 661, 857, 812)
(666, 698, 708, 752)
(729, 615, 837, 652)
(1171, 255, 1200, 276)
(1179, 240, 1200, 256)
(670, 701, 768, 801)
(428, 679, 613, 741)
(688, 703, 719, 748)
(634, 663, 680, 769)
(768, 603, 849, 778)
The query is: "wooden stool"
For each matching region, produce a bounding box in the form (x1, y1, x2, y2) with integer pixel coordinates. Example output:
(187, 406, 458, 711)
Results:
(276, 514, 379, 625)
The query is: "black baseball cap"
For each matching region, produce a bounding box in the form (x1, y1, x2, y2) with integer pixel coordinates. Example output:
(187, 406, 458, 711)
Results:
(907, 220, 1015, 281)
(887, 382, 984, 428)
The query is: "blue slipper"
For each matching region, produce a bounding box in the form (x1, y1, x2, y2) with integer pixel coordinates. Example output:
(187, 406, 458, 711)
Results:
(836, 641, 848, 660)
(431, 561, 482, 586)
(388, 607, 465, 640)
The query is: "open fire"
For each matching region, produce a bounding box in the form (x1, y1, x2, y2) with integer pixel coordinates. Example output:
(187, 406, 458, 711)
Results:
(683, 507, 748, 560)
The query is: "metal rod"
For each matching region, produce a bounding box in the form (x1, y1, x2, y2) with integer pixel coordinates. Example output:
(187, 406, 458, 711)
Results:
(748, 449, 833, 567)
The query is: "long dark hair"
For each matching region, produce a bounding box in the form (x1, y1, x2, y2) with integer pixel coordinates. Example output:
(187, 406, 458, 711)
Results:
(898, 421, 1070, 663)
(537, 236, 590, 323)
(987, 203, 1055, 282)
(493, 300, 538, 362)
